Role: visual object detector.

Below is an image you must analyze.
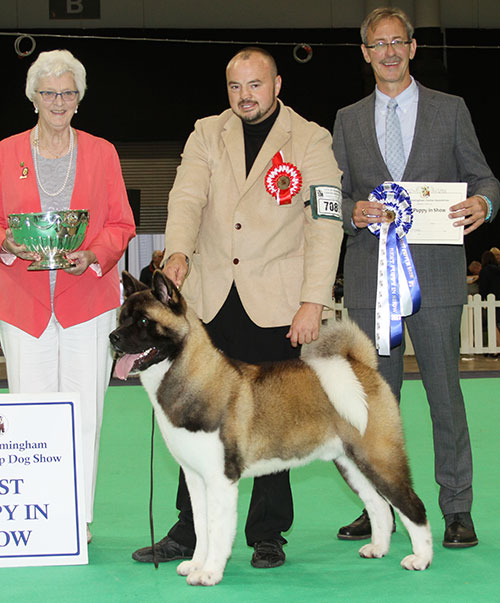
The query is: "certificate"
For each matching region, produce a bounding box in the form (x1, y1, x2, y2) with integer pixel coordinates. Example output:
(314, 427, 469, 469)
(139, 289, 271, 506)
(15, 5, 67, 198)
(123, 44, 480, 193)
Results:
(397, 182, 466, 245)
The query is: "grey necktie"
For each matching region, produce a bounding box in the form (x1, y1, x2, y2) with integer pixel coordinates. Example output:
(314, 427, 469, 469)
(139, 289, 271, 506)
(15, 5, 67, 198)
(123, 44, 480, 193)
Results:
(385, 98, 405, 181)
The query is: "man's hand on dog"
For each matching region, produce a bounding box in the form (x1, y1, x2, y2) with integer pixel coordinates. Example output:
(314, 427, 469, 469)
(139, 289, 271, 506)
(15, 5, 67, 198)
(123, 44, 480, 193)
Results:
(163, 252, 188, 288)
(287, 302, 323, 347)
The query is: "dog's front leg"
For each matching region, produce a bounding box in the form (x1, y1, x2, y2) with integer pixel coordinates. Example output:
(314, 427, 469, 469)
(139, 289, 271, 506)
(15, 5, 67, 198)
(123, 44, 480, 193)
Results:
(185, 476, 238, 586)
(176, 468, 208, 579)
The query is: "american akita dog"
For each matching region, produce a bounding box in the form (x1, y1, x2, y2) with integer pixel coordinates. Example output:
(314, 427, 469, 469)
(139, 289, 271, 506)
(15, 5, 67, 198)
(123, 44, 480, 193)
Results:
(110, 271, 433, 586)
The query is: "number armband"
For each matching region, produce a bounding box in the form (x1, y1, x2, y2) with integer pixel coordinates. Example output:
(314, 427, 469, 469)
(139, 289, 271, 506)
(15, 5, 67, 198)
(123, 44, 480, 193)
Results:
(309, 185, 342, 221)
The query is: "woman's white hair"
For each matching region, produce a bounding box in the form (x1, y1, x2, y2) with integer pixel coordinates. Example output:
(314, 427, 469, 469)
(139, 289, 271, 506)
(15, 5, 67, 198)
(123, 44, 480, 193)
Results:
(25, 49, 87, 103)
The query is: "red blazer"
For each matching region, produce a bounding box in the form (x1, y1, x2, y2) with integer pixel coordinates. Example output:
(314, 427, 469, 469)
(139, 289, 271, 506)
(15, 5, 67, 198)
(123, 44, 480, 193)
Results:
(0, 129, 136, 337)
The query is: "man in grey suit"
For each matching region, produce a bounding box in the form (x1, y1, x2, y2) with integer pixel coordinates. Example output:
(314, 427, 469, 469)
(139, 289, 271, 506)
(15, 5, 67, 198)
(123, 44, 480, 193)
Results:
(333, 7, 499, 548)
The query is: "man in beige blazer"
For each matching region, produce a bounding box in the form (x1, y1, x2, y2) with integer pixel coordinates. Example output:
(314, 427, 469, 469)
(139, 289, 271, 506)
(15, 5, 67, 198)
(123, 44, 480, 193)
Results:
(132, 47, 343, 568)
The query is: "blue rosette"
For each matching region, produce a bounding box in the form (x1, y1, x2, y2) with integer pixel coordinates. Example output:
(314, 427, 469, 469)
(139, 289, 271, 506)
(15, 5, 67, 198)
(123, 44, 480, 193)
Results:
(368, 182, 421, 356)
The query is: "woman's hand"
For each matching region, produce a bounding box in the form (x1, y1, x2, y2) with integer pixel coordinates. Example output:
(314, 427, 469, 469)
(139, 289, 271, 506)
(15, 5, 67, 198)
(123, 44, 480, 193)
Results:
(63, 250, 97, 276)
(2, 229, 41, 261)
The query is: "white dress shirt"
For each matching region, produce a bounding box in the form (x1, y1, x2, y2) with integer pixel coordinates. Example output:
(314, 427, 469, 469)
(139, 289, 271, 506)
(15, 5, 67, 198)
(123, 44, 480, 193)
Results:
(375, 77, 419, 165)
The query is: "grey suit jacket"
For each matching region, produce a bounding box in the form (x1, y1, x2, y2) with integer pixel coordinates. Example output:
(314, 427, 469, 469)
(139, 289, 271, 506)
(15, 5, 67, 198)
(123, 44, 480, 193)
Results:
(333, 82, 500, 308)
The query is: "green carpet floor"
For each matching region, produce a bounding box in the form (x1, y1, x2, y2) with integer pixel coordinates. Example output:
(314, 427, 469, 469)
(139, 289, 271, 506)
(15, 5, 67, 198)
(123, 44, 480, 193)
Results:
(2, 378, 499, 602)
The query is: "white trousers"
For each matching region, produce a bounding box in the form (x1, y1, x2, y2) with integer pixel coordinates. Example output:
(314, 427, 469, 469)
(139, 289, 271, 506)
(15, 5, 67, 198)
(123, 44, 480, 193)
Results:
(0, 310, 116, 523)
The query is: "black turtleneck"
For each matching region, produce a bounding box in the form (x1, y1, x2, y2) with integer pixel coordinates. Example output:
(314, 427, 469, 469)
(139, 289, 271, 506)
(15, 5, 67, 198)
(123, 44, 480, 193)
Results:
(242, 103, 280, 177)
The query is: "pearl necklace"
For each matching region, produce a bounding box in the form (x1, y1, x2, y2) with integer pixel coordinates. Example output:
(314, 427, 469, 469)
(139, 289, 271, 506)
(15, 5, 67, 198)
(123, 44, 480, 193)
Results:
(32, 125, 75, 197)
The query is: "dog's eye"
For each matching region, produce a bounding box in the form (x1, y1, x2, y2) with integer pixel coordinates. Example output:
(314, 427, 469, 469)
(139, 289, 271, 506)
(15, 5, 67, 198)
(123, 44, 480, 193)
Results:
(138, 317, 149, 327)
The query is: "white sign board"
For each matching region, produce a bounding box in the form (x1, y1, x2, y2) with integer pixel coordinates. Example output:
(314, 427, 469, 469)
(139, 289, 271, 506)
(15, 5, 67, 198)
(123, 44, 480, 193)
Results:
(0, 393, 87, 567)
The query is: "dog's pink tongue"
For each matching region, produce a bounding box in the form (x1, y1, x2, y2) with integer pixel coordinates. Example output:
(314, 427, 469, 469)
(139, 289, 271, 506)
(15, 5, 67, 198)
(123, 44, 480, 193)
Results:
(113, 354, 142, 380)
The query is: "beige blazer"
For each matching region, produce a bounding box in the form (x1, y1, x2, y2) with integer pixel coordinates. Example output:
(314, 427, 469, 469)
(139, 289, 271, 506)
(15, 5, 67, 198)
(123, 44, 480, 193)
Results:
(165, 101, 343, 328)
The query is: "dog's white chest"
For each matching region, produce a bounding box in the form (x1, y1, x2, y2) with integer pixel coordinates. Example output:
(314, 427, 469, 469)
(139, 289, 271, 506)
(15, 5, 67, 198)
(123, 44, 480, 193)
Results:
(158, 411, 225, 476)
(140, 360, 226, 475)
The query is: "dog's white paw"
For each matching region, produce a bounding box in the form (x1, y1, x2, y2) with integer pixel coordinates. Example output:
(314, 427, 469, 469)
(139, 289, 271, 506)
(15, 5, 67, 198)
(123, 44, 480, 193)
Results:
(400, 554, 431, 571)
(186, 568, 223, 586)
(177, 560, 201, 576)
(358, 543, 387, 559)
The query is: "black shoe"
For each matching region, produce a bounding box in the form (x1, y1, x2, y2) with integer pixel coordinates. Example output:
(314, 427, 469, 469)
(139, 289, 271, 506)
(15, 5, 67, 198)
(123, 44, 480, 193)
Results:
(251, 539, 286, 568)
(443, 513, 478, 548)
(132, 535, 194, 563)
(337, 508, 396, 541)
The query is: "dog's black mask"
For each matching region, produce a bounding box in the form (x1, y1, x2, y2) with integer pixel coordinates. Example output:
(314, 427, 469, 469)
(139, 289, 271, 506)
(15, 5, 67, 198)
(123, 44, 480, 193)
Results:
(109, 271, 186, 379)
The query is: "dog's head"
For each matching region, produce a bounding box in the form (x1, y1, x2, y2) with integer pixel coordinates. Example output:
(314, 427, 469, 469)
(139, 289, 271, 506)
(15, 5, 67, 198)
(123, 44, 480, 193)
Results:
(110, 270, 188, 380)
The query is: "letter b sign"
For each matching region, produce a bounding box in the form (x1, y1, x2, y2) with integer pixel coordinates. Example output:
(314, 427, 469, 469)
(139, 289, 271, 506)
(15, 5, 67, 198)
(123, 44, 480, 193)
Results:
(49, 0, 101, 19)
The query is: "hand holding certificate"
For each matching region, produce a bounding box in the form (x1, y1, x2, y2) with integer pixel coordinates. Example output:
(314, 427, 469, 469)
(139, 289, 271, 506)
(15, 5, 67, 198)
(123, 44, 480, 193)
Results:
(398, 182, 467, 245)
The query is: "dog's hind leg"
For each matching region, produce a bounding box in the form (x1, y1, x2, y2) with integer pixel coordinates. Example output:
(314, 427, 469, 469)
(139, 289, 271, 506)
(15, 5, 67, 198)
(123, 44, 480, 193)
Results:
(335, 453, 433, 570)
(396, 511, 433, 570)
(182, 473, 239, 586)
(335, 456, 393, 559)
(355, 459, 433, 570)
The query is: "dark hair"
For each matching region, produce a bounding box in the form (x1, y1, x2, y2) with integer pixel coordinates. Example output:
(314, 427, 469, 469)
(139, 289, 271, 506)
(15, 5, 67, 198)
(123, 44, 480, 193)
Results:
(481, 250, 498, 267)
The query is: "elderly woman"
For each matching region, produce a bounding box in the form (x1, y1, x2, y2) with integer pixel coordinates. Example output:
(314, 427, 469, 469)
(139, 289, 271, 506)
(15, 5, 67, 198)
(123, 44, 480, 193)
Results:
(0, 50, 135, 542)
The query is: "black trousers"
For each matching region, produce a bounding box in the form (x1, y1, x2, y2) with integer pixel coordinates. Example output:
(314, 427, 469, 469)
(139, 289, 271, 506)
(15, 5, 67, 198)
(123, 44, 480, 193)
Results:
(168, 284, 300, 548)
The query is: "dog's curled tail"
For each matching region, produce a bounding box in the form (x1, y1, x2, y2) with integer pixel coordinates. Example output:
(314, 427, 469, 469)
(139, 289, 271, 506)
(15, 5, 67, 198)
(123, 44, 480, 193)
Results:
(301, 320, 378, 436)
(301, 319, 378, 369)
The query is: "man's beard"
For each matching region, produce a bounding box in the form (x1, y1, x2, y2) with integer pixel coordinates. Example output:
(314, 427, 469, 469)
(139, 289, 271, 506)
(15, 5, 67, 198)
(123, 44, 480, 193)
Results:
(237, 97, 276, 124)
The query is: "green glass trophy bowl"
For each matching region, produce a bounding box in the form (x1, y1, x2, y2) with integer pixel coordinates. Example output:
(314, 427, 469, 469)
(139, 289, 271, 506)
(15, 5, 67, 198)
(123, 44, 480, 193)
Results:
(8, 209, 89, 271)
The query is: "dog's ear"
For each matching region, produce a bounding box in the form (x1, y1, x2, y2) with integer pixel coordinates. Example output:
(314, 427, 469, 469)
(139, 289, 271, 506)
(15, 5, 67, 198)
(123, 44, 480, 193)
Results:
(121, 271, 149, 298)
(151, 270, 184, 312)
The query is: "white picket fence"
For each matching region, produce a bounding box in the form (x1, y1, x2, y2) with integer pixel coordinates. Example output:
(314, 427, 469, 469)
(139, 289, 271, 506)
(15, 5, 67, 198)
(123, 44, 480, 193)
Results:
(332, 294, 500, 355)
(460, 294, 500, 354)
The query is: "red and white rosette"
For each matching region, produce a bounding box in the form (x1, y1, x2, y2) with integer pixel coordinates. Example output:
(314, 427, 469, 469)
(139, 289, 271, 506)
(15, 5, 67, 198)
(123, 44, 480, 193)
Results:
(265, 151, 302, 205)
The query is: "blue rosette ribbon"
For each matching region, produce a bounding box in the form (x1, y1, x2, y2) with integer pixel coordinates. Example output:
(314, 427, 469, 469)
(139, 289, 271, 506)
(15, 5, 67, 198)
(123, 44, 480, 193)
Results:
(368, 182, 421, 356)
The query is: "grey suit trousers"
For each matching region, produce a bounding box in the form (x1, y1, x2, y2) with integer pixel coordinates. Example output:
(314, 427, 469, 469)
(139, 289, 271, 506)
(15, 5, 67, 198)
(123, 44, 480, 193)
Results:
(348, 305, 473, 515)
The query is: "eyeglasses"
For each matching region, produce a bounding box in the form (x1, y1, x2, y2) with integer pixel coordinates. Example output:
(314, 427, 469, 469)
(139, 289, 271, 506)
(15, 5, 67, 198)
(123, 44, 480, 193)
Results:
(37, 90, 79, 102)
(365, 40, 412, 52)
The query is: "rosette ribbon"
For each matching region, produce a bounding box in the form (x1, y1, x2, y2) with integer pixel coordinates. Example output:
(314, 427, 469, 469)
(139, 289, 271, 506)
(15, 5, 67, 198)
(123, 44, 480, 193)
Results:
(265, 151, 302, 205)
(368, 182, 421, 356)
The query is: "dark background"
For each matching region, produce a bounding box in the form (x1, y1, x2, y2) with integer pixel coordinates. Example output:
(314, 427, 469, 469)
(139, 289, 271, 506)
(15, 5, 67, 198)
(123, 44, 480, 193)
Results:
(1, 26, 498, 263)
